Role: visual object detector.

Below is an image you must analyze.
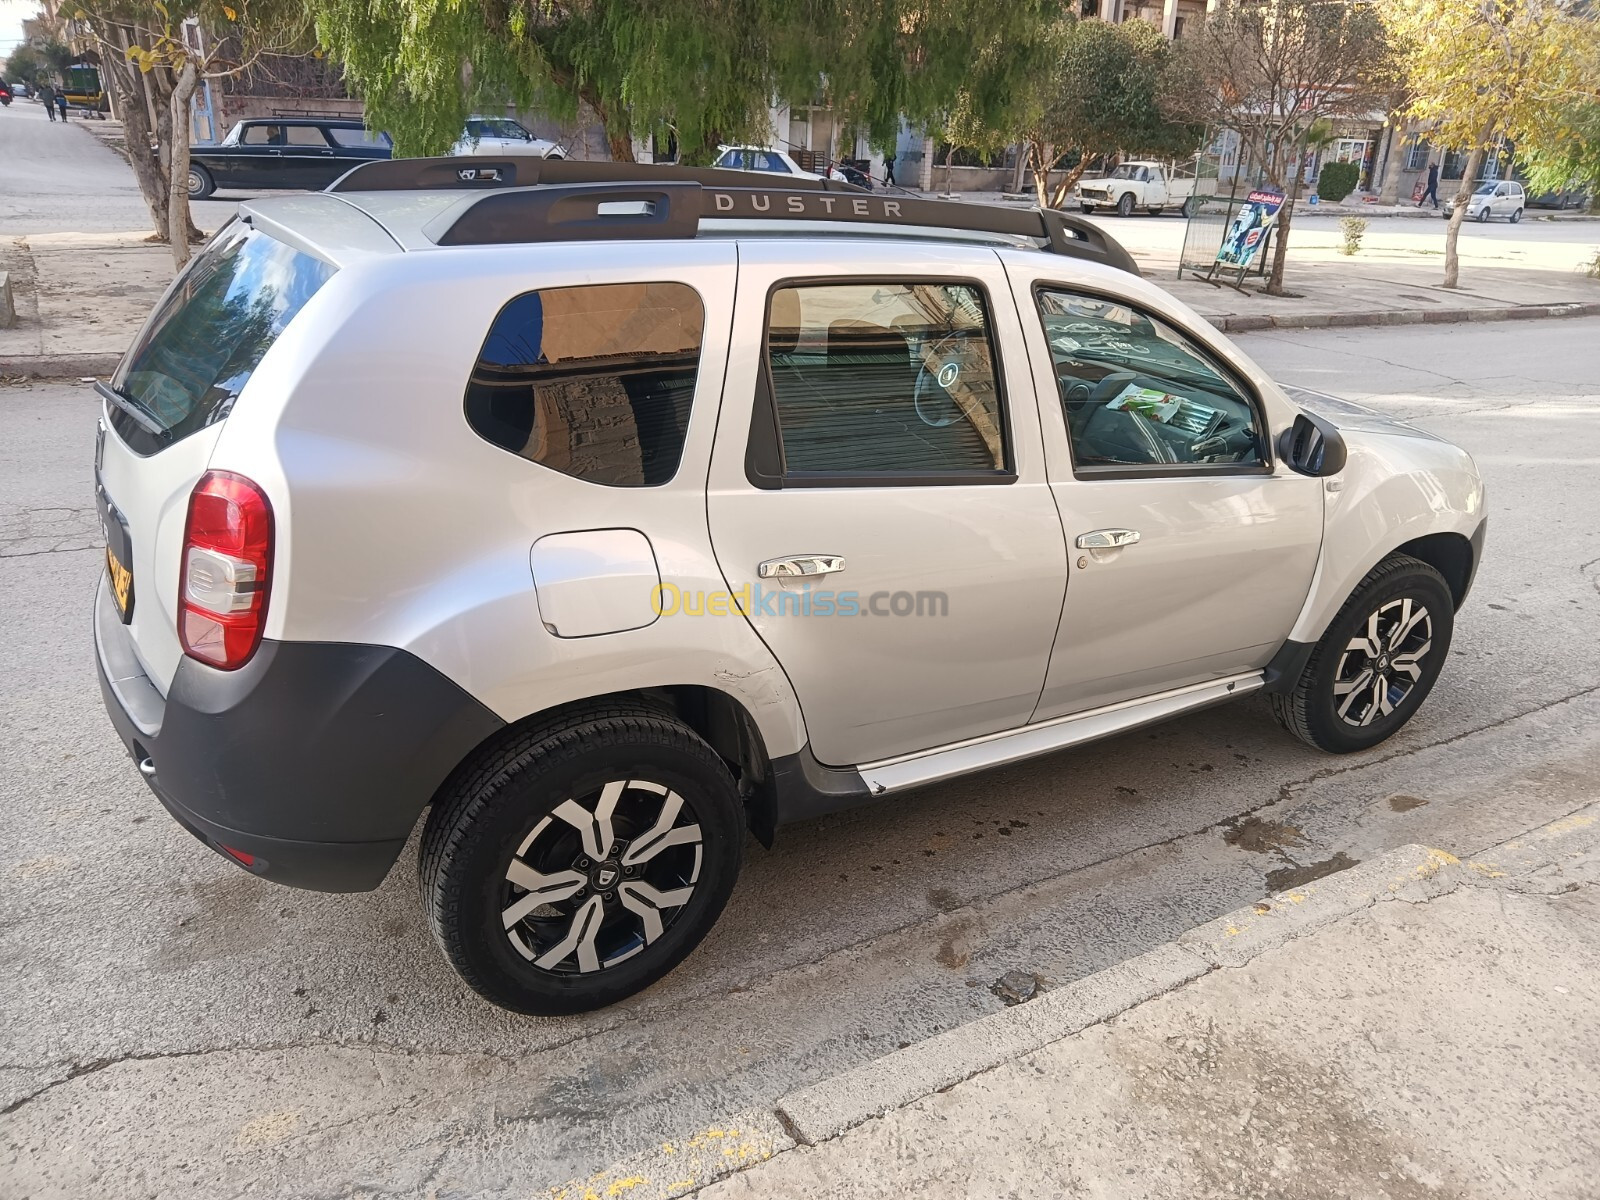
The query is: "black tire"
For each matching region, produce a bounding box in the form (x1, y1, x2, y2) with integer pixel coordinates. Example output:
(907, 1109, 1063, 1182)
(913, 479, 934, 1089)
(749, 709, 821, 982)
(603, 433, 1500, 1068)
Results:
(1080, 204, 1095, 214)
(1182, 196, 1200, 218)
(187, 164, 215, 200)
(1271, 554, 1454, 754)
(1509, 207, 1522, 224)
(1116, 191, 1135, 217)
(421, 704, 744, 1014)
(1476, 206, 1490, 223)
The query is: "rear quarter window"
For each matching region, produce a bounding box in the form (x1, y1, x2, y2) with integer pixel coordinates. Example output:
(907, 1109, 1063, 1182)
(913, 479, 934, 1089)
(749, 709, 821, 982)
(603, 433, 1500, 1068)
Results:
(109, 224, 334, 455)
(464, 282, 704, 487)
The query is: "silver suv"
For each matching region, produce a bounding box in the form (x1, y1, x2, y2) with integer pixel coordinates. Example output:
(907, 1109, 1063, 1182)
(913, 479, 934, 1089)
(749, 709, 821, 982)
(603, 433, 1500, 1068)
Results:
(95, 158, 1487, 1013)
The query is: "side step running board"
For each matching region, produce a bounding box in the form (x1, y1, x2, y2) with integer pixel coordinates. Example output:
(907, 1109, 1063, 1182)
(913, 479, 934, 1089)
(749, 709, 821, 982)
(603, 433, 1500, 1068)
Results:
(859, 673, 1264, 795)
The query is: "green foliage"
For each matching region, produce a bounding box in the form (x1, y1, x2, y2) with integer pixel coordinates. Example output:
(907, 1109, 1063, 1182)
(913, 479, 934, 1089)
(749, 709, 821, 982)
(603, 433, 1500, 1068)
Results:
(1033, 18, 1201, 165)
(5, 40, 73, 83)
(1317, 161, 1360, 203)
(1520, 100, 1600, 200)
(307, 0, 1070, 162)
(1338, 215, 1366, 255)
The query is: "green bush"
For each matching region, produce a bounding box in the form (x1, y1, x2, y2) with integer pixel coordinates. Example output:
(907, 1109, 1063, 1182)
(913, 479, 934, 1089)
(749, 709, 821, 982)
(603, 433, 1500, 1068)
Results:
(1317, 161, 1360, 203)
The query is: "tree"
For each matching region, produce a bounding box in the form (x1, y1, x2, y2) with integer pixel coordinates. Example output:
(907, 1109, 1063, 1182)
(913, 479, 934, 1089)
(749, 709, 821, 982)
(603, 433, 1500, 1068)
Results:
(1026, 17, 1203, 208)
(1171, 0, 1394, 295)
(1519, 99, 1600, 207)
(77, 2, 312, 268)
(1385, 0, 1600, 287)
(307, 0, 1065, 166)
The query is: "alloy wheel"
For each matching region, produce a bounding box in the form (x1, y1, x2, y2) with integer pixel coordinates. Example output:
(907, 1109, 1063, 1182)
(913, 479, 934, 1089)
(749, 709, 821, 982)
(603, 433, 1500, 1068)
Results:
(500, 779, 703, 974)
(1332, 597, 1432, 728)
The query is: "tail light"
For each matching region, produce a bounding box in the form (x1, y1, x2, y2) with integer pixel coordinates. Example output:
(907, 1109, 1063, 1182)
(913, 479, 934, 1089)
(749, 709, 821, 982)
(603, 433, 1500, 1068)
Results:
(179, 470, 273, 670)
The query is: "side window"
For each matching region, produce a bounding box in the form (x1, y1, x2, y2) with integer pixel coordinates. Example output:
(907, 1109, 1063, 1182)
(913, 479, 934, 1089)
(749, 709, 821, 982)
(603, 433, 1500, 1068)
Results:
(760, 152, 791, 173)
(464, 283, 704, 487)
(327, 126, 388, 149)
(755, 281, 1009, 483)
(1035, 288, 1266, 473)
(285, 125, 330, 147)
(241, 124, 277, 145)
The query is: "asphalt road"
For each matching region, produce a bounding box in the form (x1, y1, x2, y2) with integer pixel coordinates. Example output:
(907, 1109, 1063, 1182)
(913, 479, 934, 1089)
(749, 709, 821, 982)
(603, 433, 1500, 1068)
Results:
(2, 316, 1598, 1197)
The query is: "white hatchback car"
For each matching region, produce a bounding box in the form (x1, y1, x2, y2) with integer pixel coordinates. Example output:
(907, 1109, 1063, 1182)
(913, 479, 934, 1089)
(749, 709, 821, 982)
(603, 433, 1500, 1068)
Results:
(95, 157, 1486, 1014)
(452, 116, 565, 160)
(713, 144, 848, 182)
(1460, 179, 1525, 222)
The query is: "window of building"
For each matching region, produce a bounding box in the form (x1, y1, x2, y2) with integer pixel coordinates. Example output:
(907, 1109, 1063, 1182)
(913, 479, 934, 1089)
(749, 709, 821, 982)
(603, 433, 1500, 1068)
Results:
(1034, 288, 1265, 473)
(464, 283, 704, 487)
(1405, 139, 1432, 172)
(1441, 149, 1466, 179)
(752, 281, 1009, 483)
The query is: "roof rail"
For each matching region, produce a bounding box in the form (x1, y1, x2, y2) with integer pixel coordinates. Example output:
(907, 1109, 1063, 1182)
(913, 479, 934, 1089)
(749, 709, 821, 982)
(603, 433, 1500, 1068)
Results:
(333, 157, 1140, 277)
(328, 155, 865, 195)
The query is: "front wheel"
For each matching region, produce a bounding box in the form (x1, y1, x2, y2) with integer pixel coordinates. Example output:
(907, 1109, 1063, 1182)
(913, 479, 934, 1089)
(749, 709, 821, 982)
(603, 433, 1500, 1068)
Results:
(186, 164, 215, 200)
(1476, 206, 1490, 223)
(1116, 191, 1135, 217)
(1271, 554, 1454, 754)
(421, 705, 744, 1014)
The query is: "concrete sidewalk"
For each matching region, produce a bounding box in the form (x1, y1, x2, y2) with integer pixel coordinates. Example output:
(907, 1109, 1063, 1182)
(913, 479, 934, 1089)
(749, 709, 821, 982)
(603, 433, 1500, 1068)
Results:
(554, 806, 1600, 1199)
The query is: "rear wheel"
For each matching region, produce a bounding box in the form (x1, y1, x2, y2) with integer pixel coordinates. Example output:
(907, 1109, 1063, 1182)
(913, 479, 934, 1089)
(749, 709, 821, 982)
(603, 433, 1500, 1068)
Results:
(186, 164, 215, 200)
(421, 705, 744, 1014)
(1271, 554, 1454, 754)
(1182, 196, 1200, 218)
(1509, 207, 1523, 224)
(1116, 191, 1135, 217)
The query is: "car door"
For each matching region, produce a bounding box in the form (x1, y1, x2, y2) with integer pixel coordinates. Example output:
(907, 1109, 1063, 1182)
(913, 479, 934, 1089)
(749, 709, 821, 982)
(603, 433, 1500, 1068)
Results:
(1001, 255, 1324, 718)
(213, 122, 277, 188)
(705, 243, 1069, 767)
(276, 124, 339, 188)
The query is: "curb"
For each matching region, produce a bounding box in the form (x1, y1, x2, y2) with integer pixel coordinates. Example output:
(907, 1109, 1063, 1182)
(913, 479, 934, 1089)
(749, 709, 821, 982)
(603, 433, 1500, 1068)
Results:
(0, 353, 120, 379)
(543, 835, 1540, 1200)
(1211, 299, 1600, 333)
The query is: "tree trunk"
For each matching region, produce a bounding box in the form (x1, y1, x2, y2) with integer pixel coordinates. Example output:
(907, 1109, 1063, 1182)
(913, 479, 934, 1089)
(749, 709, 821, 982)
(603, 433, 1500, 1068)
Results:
(99, 27, 168, 241)
(585, 89, 634, 163)
(1265, 135, 1308, 296)
(1048, 159, 1091, 209)
(1376, 120, 1406, 205)
(1442, 133, 1491, 290)
(166, 60, 200, 270)
(1028, 141, 1052, 207)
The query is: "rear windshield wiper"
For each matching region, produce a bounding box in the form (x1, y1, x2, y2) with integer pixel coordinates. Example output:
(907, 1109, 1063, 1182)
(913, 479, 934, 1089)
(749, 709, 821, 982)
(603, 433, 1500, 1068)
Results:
(95, 380, 170, 440)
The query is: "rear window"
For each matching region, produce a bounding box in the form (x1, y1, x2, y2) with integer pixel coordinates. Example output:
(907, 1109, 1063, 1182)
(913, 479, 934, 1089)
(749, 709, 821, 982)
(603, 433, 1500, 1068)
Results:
(109, 224, 334, 455)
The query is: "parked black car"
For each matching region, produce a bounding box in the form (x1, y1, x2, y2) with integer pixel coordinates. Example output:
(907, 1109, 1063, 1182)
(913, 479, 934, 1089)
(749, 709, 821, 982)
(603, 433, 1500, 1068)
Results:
(187, 118, 393, 199)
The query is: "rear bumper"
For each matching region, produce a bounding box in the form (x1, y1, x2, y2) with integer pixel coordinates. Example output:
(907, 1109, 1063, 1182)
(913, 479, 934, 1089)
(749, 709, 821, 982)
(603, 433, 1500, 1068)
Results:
(94, 575, 504, 892)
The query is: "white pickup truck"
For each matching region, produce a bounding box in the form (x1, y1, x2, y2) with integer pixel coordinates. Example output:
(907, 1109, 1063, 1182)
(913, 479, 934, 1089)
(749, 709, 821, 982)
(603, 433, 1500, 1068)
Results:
(1075, 161, 1199, 217)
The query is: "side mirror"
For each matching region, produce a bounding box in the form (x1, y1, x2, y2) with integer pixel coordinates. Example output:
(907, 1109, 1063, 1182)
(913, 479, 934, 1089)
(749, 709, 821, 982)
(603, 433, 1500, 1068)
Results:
(1278, 412, 1347, 477)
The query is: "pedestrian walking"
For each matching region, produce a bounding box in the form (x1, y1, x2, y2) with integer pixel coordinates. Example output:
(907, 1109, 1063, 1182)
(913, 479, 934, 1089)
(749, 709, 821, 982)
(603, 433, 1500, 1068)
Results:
(54, 91, 69, 121)
(38, 82, 56, 121)
(1418, 161, 1440, 209)
(884, 155, 896, 187)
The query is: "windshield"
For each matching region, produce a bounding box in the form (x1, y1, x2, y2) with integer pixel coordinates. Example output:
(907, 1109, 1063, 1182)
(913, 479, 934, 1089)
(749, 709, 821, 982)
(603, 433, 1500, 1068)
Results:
(1474, 183, 1497, 194)
(109, 223, 334, 454)
(466, 118, 531, 141)
(1108, 165, 1145, 180)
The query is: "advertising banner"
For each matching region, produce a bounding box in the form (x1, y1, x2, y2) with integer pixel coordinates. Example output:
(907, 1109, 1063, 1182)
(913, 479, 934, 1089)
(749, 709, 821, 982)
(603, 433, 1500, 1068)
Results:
(1215, 188, 1286, 269)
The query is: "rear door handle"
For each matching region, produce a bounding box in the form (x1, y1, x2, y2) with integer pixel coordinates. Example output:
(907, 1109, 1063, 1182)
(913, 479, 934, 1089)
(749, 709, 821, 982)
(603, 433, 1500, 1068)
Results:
(1076, 529, 1140, 549)
(757, 554, 846, 579)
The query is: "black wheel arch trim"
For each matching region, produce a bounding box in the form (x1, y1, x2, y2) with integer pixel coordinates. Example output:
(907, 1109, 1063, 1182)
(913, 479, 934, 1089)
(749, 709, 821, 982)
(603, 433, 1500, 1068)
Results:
(96, 579, 505, 891)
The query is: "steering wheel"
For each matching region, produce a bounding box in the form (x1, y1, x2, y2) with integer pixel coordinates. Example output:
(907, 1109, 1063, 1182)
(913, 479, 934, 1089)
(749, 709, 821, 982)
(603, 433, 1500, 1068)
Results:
(913, 334, 973, 428)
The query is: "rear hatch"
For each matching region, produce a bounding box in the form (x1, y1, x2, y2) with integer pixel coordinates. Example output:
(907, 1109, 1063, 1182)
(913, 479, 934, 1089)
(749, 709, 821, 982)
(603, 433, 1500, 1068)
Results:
(97, 221, 335, 694)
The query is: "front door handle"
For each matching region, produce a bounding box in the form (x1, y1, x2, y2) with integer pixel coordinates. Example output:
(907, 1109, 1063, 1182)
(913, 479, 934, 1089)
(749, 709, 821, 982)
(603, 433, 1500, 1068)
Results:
(1076, 529, 1140, 550)
(757, 554, 846, 579)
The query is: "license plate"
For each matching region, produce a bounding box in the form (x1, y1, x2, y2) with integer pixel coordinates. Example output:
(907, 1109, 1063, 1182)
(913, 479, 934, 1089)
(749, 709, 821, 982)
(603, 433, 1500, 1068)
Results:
(97, 480, 135, 623)
(106, 542, 134, 621)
